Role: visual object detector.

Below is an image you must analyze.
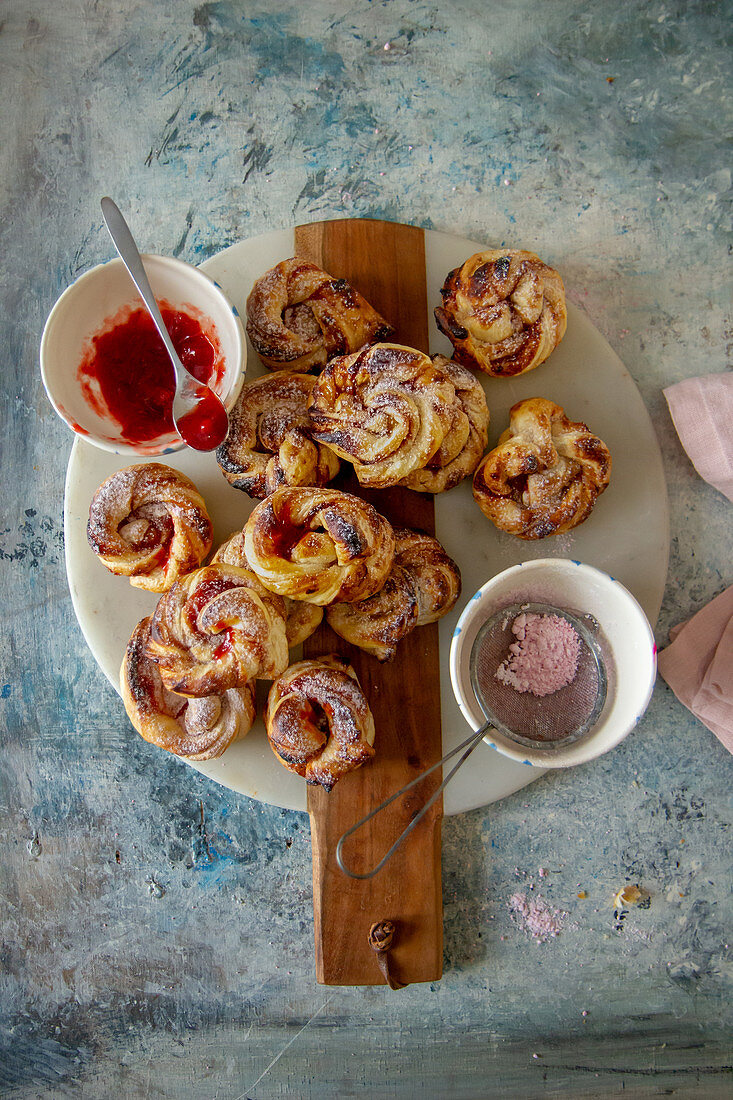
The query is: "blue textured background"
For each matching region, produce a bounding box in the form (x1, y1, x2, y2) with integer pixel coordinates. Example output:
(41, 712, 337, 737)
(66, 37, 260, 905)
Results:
(1, 2, 731, 1096)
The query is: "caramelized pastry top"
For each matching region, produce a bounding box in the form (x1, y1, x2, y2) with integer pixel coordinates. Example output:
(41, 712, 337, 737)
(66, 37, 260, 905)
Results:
(216, 371, 339, 499)
(121, 616, 255, 760)
(244, 486, 395, 605)
(246, 258, 394, 372)
(435, 249, 567, 377)
(212, 530, 323, 647)
(326, 565, 419, 662)
(399, 356, 490, 493)
(308, 343, 461, 488)
(265, 655, 375, 790)
(87, 463, 212, 592)
(147, 563, 289, 697)
(326, 527, 461, 660)
(472, 397, 611, 538)
(392, 528, 462, 626)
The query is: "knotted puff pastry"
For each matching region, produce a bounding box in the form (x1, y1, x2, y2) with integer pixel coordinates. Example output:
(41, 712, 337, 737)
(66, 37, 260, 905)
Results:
(147, 563, 289, 696)
(246, 257, 394, 372)
(212, 530, 323, 647)
(265, 655, 376, 790)
(87, 462, 212, 592)
(244, 486, 395, 605)
(122, 616, 255, 760)
(308, 343, 468, 489)
(398, 356, 490, 493)
(216, 372, 339, 499)
(472, 397, 612, 539)
(435, 249, 567, 377)
(327, 528, 462, 660)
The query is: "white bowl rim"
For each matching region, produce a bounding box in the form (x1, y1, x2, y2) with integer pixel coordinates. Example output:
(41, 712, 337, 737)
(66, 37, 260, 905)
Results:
(449, 558, 657, 769)
(40, 253, 246, 456)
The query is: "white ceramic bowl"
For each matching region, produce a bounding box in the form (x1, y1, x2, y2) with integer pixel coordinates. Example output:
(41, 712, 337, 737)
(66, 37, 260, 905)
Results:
(40, 255, 246, 455)
(450, 559, 657, 768)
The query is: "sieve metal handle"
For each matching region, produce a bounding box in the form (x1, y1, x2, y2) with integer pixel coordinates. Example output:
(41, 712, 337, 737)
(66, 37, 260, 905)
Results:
(335, 723, 491, 880)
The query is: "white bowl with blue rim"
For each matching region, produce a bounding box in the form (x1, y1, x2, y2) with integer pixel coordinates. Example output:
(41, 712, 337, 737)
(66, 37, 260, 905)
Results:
(449, 558, 657, 768)
(40, 254, 246, 456)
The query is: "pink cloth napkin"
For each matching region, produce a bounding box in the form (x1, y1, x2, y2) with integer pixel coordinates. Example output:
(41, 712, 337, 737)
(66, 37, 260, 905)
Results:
(663, 372, 733, 502)
(658, 587, 733, 754)
(659, 372, 733, 752)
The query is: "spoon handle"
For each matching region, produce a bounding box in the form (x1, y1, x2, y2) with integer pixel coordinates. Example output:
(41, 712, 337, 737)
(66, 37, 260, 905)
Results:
(100, 196, 183, 378)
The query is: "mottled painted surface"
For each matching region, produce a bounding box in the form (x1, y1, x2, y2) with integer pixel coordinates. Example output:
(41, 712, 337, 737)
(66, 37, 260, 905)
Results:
(1, 1, 732, 1097)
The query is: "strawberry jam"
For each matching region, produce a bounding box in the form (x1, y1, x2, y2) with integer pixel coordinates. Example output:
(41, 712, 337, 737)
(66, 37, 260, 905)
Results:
(78, 302, 225, 446)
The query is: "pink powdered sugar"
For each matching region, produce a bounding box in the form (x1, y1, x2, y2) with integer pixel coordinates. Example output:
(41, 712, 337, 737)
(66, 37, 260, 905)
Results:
(495, 611, 581, 697)
(509, 891, 567, 942)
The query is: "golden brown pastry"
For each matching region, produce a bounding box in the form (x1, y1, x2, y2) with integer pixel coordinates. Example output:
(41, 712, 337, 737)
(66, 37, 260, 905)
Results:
(326, 567, 418, 662)
(265, 655, 376, 790)
(327, 528, 461, 660)
(398, 356, 490, 492)
(216, 372, 339, 498)
(244, 487, 395, 605)
(121, 617, 256, 760)
(308, 343, 462, 488)
(212, 530, 323, 647)
(246, 258, 394, 372)
(87, 463, 212, 592)
(472, 397, 612, 538)
(391, 529, 463, 626)
(435, 249, 567, 377)
(147, 563, 289, 696)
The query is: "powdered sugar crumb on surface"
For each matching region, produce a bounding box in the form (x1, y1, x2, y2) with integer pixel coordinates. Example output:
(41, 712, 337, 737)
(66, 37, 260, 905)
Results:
(508, 890, 568, 942)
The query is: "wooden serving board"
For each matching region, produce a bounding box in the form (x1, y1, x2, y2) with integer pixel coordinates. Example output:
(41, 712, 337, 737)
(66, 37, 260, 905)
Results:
(297, 219, 444, 987)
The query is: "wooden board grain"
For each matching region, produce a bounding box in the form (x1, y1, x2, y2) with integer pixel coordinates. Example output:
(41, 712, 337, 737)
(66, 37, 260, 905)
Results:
(296, 219, 443, 987)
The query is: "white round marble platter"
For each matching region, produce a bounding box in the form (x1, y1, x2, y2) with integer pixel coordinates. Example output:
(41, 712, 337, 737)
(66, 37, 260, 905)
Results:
(64, 224, 670, 815)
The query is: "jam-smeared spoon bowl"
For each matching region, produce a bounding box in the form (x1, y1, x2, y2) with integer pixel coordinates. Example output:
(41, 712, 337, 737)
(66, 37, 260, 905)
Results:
(100, 197, 229, 451)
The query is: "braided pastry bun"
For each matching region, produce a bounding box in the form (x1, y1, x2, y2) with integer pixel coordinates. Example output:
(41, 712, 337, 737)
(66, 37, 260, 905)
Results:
(435, 249, 567, 377)
(265, 655, 375, 790)
(216, 372, 339, 499)
(246, 258, 394, 372)
(121, 617, 255, 760)
(327, 528, 461, 660)
(472, 397, 612, 539)
(244, 487, 395, 605)
(147, 563, 289, 696)
(87, 463, 212, 592)
(212, 530, 323, 647)
(391, 529, 463, 626)
(308, 343, 462, 488)
(399, 357, 489, 493)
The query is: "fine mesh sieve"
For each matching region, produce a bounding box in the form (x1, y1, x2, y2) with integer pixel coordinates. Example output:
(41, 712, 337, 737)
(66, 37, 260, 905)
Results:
(469, 602, 608, 750)
(337, 601, 608, 880)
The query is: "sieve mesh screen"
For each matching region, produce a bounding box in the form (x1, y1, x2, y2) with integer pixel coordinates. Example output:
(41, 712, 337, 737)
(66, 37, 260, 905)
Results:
(469, 603, 607, 749)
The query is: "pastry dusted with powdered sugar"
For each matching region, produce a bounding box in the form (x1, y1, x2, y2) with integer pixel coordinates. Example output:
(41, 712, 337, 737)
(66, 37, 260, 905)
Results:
(122, 616, 256, 760)
(327, 528, 461, 660)
(216, 371, 339, 499)
(87, 463, 212, 592)
(435, 249, 566, 377)
(308, 343, 481, 490)
(473, 397, 611, 538)
(246, 257, 393, 372)
(265, 655, 375, 790)
(243, 487, 395, 605)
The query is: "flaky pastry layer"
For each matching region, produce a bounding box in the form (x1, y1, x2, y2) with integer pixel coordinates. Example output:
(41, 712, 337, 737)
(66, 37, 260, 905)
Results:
(265, 655, 375, 790)
(472, 397, 611, 538)
(435, 249, 567, 377)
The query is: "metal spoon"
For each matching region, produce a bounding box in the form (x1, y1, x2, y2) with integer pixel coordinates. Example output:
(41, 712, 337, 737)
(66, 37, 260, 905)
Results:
(100, 196, 228, 451)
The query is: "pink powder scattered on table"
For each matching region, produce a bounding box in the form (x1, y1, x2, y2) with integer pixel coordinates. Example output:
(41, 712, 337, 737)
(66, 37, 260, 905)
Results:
(495, 612, 581, 696)
(509, 891, 567, 942)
